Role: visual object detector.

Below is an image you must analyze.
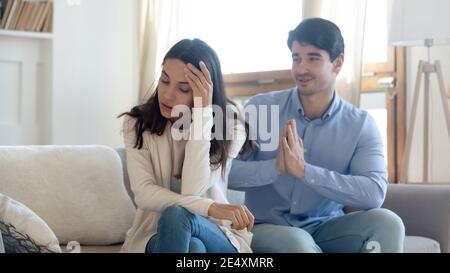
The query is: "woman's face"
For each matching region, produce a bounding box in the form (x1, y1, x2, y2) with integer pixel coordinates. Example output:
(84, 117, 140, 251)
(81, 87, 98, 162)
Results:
(157, 59, 193, 119)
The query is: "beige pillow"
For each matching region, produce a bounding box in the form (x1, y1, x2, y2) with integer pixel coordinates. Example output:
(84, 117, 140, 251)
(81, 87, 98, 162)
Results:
(0, 146, 136, 245)
(0, 193, 61, 253)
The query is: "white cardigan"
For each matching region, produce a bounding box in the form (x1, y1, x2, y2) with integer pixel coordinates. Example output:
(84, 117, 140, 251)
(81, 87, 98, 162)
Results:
(120, 108, 253, 253)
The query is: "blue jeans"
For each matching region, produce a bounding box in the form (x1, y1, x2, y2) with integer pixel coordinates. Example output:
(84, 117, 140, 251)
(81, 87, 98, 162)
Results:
(251, 208, 405, 253)
(146, 205, 238, 253)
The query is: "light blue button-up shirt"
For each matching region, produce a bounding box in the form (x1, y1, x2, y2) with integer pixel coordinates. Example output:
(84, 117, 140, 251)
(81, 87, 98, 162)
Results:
(229, 88, 387, 230)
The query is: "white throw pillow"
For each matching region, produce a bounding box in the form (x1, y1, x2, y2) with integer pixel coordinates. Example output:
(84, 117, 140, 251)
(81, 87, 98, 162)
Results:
(0, 146, 136, 245)
(0, 193, 61, 253)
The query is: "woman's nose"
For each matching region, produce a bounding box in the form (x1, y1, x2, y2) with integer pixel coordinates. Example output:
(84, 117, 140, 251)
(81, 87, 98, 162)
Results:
(163, 86, 176, 101)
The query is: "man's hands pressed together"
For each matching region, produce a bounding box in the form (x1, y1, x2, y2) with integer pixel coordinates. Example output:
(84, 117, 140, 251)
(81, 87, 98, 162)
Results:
(277, 119, 306, 179)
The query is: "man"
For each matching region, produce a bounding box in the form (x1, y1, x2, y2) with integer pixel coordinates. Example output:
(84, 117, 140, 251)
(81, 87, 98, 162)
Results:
(229, 18, 405, 253)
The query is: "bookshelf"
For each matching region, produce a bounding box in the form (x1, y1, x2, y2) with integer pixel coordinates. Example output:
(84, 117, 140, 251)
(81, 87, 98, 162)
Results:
(0, 0, 54, 145)
(0, 0, 53, 33)
(0, 29, 52, 39)
(0, 0, 138, 146)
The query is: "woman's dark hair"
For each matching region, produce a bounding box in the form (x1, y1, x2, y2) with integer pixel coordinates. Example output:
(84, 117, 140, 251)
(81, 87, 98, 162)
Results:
(118, 39, 253, 176)
(287, 17, 345, 61)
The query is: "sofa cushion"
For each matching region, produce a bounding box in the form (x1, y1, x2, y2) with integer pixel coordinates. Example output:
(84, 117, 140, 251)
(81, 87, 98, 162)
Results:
(0, 193, 61, 253)
(0, 146, 136, 245)
(404, 236, 441, 253)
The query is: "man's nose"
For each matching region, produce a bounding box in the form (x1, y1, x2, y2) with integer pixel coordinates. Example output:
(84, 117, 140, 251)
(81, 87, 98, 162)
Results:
(294, 61, 309, 74)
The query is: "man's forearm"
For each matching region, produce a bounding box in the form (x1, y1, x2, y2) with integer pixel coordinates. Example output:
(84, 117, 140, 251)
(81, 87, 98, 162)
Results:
(302, 163, 388, 209)
(228, 158, 279, 190)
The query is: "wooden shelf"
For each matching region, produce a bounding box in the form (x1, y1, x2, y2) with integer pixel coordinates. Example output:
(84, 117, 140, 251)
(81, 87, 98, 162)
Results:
(0, 30, 53, 40)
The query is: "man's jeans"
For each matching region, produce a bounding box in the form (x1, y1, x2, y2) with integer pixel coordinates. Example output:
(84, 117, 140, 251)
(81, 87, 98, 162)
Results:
(146, 205, 238, 253)
(251, 208, 405, 253)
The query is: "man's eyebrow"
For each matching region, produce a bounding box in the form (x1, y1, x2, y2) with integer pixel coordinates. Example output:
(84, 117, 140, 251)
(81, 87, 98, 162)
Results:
(292, 52, 323, 58)
(307, 52, 323, 57)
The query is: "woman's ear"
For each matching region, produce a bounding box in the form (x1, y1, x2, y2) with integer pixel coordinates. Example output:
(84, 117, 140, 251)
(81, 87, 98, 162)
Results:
(333, 53, 344, 74)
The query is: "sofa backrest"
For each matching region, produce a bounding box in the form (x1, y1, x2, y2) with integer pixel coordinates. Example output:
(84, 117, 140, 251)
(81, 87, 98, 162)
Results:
(0, 146, 136, 245)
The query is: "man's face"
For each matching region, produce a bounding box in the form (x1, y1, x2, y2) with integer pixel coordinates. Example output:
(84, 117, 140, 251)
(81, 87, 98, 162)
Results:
(290, 41, 343, 97)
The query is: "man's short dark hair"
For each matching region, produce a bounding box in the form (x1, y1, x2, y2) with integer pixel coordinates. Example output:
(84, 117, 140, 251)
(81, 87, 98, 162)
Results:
(287, 17, 345, 61)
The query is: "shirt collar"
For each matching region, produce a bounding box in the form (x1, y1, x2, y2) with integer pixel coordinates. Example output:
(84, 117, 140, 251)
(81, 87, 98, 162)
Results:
(291, 88, 341, 121)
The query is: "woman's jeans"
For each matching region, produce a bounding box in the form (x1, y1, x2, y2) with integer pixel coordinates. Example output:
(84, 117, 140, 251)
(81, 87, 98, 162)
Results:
(146, 205, 237, 253)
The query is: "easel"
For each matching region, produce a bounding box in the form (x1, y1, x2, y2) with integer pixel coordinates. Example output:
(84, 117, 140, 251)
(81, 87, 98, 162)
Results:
(400, 60, 450, 183)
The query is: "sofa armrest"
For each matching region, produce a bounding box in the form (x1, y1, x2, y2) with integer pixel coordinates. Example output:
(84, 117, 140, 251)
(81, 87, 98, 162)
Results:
(382, 184, 450, 253)
(115, 148, 136, 208)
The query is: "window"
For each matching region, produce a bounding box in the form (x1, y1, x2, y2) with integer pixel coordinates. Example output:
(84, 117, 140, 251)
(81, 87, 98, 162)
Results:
(361, 0, 395, 91)
(362, 0, 389, 65)
(177, 0, 301, 97)
(360, 0, 390, 167)
(177, 0, 406, 182)
(177, 0, 302, 74)
(360, 0, 406, 183)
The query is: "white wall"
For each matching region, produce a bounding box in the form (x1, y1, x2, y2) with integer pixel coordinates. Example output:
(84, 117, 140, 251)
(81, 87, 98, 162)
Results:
(1, 0, 138, 147)
(52, 0, 138, 147)
(406, 45, 450, 182)
(0, 37, 48, 145)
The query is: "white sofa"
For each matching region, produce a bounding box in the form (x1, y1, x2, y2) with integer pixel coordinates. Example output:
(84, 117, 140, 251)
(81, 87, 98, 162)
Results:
(0, 145, 448, 253)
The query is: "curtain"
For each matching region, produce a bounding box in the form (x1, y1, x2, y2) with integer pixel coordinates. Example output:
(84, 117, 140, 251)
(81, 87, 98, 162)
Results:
(302, 0, 367, 107)
(137, 0, 179, 102)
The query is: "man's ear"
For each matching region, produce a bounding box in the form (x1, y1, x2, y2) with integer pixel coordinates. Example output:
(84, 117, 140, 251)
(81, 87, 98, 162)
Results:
(333, 53, 344, 74)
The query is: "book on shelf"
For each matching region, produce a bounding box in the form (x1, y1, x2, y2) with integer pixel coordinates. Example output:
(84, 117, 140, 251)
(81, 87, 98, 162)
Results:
(0, 0, 52, 33)
(0, 0, 8, 20)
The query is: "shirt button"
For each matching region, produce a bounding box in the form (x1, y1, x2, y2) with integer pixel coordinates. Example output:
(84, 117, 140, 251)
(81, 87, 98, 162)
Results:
(293, 201, 297, 205)
(310, 179, 315, 183)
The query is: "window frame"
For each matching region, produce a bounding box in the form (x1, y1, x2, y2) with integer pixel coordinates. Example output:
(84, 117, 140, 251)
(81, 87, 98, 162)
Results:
(361, 45, 406, 184)
(224, 69, 294, 98)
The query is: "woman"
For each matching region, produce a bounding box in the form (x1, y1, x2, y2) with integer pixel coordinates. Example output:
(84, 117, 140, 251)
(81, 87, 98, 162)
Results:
(119, 39, 254, 253)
